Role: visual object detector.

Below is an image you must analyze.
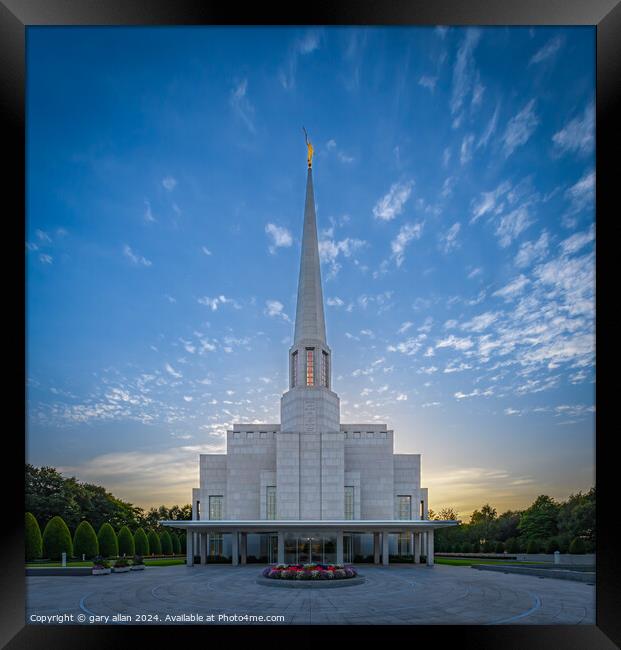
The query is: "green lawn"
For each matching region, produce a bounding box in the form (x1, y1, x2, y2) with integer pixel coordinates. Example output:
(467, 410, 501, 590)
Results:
(434, 557, 543, 567)
(26, 557, 186, 568)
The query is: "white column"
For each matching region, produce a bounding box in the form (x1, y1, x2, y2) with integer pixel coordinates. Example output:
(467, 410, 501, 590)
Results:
(373, 532, 380, 564)
(382, 531, 389, 566)
(231, 531, 239, 566)
(186, 529, 194, 566)
(414, 533, 421, 564)
(200, 533, 207, 565)
(410, 532, 415, 563)
(240, 533, 247, 565)
(422, 531, 427, 557)
(336, 530, 344, 564)
(277, 532, 285, 564)
(426, 529, 434, 566)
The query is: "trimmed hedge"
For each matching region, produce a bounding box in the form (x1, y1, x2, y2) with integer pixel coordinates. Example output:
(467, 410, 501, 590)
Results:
(25, 512, 43, 561)
(98, 523, 119, 558)
(42, 515, 73, 561)
(569, 537, 586, 554)
(495, 541, 505, 553)
(160, 530, 173, 555)
(171, 532, 181, 555)
(134, 527, 149, 556)
(73, 520, 99, 559)
(118, 525, 135, 557)
(148, 530, 162, 555)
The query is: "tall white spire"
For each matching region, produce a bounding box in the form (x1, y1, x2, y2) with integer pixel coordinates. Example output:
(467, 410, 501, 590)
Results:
(293, 168, 327, 345)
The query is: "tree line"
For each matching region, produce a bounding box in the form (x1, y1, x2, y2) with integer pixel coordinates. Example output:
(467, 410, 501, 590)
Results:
(430, 489, 595, 554)
(26, 464, 191, 534)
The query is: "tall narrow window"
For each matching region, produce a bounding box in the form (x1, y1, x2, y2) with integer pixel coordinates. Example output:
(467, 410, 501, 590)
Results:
(344, 486, 354, 520)
(398, 495, 412, 520)
(196, 500, 200, 520)
(291, 351, 298, 387)
(322, 350, 329, 388)
(306, 348, 314, 386)
(266, 486, 277, 520)
(420, 499, 425, 520)
(209, 495, 223, 520)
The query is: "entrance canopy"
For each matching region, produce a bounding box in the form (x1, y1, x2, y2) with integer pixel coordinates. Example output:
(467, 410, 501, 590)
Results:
(161, 519, 459, 533)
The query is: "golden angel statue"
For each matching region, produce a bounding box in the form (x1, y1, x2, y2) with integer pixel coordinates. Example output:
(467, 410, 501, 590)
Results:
(303, 127, 314, 168)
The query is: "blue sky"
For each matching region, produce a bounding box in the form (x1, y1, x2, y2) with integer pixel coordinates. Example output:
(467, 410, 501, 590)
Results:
(26, 26, 595, 517)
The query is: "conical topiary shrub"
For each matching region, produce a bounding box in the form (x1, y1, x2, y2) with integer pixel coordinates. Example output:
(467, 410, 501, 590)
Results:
(97, 523, 119, 558)
(25, 512, 43, 561)
(569, 537, 586, 554)
(118, 526, 135, 557)
(73, 521, 99, 559)
(147, 530, 162, 555)
(180, 533, 186, 554)
(495, 541, 505, 554)
(170, 532, 181, 555)
(42, 516, 73, 561)
(134, 527, 149, 556)
(160, 530, 173, 555)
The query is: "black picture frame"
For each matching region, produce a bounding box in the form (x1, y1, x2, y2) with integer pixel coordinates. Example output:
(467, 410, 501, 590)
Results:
(3, 1, 619, 648)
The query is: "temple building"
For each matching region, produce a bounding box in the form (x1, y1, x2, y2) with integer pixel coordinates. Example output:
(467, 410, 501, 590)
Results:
(163, 142, 458, 565)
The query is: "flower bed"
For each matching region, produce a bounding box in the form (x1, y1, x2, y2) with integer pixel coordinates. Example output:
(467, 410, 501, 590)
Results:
(261, 563, 357, 580)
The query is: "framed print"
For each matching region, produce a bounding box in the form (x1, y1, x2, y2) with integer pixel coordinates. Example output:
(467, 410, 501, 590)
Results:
(3, 1, 620, 648)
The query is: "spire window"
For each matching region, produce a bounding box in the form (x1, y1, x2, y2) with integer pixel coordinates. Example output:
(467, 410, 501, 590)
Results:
(291, 351, 298, 388)
(306, 348, 315, 386)
(321, 350, 329, 388)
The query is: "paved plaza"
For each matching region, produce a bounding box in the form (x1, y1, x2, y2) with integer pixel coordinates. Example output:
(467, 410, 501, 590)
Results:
(26, 564, 595, 625)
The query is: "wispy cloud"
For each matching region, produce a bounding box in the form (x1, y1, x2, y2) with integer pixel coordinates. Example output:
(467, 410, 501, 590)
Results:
(279, 30, 322, 90)
(529, 35, 564, 65)
(230, 78, 255, 133)
(265, 300, 291, 322)
(418, 75, 438, 92)
(515, 231, 549, 268)
(450, 28, 482, 128)
(552, 102, 594, 157)
(265, 223, 293, 254)
(391, 222, 423, 266)
(502, 99, 539, 157)
(162, 176, 177, 191)
(123, 244, 152, 267)
(318, 236, 366, 277)
(197, 295, 240, 311)
(439, 222, 461, 253)
(373, 181, 414, 221)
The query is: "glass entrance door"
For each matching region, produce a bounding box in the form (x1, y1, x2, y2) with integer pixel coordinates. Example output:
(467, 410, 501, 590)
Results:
(298, 536, 322, 563)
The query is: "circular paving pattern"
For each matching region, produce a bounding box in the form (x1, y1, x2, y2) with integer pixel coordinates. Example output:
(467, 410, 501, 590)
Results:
(26, 564, 595, 625)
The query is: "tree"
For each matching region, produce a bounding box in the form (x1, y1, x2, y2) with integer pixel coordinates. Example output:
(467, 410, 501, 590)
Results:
(518, 495, 559, 541)
(98, 523, 119, 558)
(42, 516, 73, 560)
(526, 538, 541, 554)
(160, 530, 173, 555)
(558, 489, 595, 546)
(25, 512, 43, 561)
(118, 526, 135, 557)
(73, 521, 99, 559)
(470, 504, 497, 544)
(170, 532, 181, 555)
(545, 538, 560, 554)
(134, 528, 149, 556)
(495, 541, 505, 554)
(433, 507, 458, 520)
(505, 538, 520, 553)
(495, 510, 521, 542)
(148, 530, 162, 555)
(569, 537, 586, 554)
